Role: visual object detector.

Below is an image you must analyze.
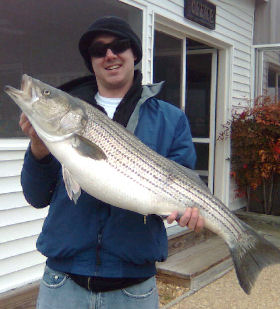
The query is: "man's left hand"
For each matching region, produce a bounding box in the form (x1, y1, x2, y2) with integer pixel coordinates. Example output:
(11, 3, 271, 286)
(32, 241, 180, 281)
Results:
(167, 208, 204, 233)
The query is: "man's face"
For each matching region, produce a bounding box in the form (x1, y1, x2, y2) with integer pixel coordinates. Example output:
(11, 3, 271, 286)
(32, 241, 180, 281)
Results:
(90, 34, 136, 96)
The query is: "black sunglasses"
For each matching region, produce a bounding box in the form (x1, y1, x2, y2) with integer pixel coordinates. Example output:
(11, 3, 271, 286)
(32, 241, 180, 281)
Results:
(88, 39, 131, 58)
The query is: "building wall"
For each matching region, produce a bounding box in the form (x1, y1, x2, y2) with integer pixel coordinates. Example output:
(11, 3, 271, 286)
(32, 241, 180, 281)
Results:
(254, 0, 280, 45)
(0, 140, 47, 293)
(0, 0, 256, 294)
(131, 0, 255, 107)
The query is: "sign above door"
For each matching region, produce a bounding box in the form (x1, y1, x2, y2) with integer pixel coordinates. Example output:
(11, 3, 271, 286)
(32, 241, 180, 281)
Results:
(184, 0, 216, 30)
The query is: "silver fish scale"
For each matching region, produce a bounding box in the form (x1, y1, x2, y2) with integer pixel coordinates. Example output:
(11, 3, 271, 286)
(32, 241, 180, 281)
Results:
(81, 104, 245, 240)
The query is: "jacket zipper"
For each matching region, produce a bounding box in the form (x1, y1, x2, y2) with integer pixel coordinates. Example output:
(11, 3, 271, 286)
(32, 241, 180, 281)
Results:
(96, 233, 102, 267)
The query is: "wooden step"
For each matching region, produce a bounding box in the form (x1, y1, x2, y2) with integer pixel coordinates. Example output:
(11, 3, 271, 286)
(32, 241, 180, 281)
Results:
(166, 225, 215, 257)
(157, 236, 233, 290)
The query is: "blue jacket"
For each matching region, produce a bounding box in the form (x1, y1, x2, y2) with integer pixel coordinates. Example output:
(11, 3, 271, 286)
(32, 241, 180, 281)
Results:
(21, 80, 196, 278)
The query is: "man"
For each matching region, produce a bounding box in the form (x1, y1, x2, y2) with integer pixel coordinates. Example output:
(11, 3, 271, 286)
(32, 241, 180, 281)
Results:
(20, 16, 204, 309)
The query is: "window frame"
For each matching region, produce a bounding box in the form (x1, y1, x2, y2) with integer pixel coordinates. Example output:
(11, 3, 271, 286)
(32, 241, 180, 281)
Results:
(254, 44, 280, 98)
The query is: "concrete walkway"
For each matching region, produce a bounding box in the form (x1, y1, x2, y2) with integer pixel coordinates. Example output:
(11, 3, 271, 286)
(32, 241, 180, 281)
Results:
(170, 264, 280, 309)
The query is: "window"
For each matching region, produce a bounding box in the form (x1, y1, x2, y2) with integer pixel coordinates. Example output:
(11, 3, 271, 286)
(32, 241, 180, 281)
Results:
(267, 68, 280, 100)
(0, 0, 142, 138)
(185, 53, 212, 138)
(153, 31, 182, 108)
(255, 47, 280, 99)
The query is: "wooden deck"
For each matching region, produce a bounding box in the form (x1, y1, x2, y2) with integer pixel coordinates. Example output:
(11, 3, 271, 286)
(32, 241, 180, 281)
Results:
(157, 236, 232, 290)
(0, 281, 39, 309)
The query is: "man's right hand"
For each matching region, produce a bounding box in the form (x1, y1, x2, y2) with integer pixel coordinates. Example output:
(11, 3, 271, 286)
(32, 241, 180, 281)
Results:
(19, 113, 50, 160)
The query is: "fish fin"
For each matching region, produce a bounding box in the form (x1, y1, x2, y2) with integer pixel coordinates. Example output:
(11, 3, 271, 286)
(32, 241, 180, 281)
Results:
(62, 165, 81, 204)
(72, 134, 107, 160)
(230, 221, 280, 294)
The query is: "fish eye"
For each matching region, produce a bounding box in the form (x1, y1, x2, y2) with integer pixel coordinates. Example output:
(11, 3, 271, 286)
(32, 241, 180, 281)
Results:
(43, 89, 51, 96)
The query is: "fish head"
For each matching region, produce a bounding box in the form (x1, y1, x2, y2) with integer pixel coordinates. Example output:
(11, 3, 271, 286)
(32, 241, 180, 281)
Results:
(4, 74, 87, 141)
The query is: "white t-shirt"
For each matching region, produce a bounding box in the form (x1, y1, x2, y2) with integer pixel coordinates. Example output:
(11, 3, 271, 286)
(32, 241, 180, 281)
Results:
(95, 92, 122, 119)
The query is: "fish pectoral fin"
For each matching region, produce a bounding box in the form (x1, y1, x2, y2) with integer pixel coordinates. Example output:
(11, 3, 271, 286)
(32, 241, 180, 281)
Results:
(62, 165, 81, 204)
(72, 134, 107, 160)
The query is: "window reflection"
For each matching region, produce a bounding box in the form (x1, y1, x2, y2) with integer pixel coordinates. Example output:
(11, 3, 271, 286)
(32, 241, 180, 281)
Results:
(260, 49, 280, 100)
(194, 143, 209, 185)
(153, 31, 182, 108)
(0, 0, 142, 138)
(185, 54, 211, 138)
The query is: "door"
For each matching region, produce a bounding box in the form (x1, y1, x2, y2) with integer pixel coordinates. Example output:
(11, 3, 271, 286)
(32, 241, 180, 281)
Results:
(154, 30, 217, 192)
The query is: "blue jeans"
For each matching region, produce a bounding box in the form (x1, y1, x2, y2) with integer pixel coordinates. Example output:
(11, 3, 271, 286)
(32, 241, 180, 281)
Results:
(36, 266, 159, 309)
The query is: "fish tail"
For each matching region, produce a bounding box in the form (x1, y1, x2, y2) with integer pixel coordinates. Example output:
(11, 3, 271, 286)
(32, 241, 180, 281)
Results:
(230, 222, 280, 294)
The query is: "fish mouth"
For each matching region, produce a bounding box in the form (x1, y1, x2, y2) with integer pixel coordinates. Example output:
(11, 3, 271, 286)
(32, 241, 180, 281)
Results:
(4, 74, 36, 105)
(4, 84, 23, 100)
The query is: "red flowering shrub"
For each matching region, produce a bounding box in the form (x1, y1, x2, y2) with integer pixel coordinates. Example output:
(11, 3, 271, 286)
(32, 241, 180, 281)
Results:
(218, 96, 280, 214)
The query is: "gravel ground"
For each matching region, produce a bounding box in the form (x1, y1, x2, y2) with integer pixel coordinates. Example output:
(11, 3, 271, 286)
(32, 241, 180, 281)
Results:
(157, 280, 190, 307)
(168, 265, 280, 309)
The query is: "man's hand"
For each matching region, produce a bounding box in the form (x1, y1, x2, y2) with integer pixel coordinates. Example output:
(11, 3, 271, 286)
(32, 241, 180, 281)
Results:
(167, 208, 204, 233)
(19, 113, 50, 160)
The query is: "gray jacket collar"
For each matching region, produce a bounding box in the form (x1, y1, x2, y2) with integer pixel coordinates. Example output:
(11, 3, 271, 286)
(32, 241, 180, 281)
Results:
(141, 81, 164, 101)
(126, 81, 164, 133)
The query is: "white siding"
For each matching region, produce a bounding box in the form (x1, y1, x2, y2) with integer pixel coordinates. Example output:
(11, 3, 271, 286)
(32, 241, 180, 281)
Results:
(218, 2, 254, 106)
(0, 139, 47, 293)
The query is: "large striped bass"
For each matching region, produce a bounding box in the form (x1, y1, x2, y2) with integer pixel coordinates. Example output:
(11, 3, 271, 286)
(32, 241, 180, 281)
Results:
(5, 74, 280, 294)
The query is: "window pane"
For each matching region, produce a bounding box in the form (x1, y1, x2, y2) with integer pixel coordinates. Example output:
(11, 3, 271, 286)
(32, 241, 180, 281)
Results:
(153, 31, 182, 108)
(268, 69, 276, 97)
(262, 49, 280, 98)
(194, 143, 209, 170)
(0, 0, 142, 138)
(194, 143, 209, 185)
(278, 74, 280, 99)
(185, 53, 212, 138)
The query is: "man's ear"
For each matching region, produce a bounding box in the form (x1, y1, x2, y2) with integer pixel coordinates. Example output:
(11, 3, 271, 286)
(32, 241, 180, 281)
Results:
(132, 49, 137, 62)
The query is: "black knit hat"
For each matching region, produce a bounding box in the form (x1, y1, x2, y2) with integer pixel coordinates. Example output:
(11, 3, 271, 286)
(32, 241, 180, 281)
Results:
(79, 16, 142, 72)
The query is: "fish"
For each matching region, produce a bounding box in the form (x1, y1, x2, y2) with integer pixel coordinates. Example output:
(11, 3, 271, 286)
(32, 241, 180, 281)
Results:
(4, 74, 280, 294)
